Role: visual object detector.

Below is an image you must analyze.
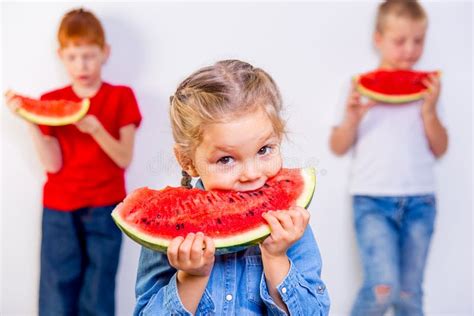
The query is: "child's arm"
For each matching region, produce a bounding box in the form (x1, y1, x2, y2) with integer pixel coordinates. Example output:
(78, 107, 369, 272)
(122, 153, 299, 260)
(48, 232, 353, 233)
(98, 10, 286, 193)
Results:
(329, 85, 375, 156)
(28, 124, 62, 173)
(167, 232, 215, 314)
(260, 207, 329, 315)
(421, 74, 448, 158)
(5, 92, 62, 173)
(75, 115, 136, 168)
(135, 234, 215, 315)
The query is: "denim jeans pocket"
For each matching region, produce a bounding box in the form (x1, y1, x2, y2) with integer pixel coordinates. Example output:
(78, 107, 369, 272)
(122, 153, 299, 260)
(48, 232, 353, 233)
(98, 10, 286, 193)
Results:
(245, 255, 264, 306)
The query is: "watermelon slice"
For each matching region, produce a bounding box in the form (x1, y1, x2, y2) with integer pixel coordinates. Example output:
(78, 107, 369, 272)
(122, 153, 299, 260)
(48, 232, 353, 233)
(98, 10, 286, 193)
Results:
(354, 69, 440, 104)
(15, 94, 90, 126)
(112, 167, 316, 254)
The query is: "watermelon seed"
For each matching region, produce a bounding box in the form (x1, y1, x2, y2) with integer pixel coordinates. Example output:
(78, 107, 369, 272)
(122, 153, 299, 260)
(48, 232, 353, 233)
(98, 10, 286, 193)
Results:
(228, 197, 235, 203)
(217, 218, 222, 224)
(246, 210, 255, 217)
(175, 223, 185, 230)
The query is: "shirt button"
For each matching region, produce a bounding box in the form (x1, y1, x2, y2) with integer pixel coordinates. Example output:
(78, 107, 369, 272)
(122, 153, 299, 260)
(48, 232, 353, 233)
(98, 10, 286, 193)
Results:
(281, 287, 287, 294)
(317, 285, 326, 294)
(225, 294, 233, 301)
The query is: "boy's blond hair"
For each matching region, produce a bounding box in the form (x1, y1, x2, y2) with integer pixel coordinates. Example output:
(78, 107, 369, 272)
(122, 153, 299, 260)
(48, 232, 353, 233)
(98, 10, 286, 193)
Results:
(170, 59, 285, 162)
(58, 8, 105, 48)
(376, 0, 427, 33)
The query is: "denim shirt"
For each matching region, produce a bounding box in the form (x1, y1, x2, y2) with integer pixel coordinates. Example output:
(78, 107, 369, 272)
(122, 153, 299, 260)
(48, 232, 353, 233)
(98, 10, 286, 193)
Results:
(134, 181, 330, 315)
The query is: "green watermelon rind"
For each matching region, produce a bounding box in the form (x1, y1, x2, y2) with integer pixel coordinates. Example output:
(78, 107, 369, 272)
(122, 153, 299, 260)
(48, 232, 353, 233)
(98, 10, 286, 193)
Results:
(17, 98, 90, 126)
(112, 167, 316, 254)
(353, 71, 440, 104)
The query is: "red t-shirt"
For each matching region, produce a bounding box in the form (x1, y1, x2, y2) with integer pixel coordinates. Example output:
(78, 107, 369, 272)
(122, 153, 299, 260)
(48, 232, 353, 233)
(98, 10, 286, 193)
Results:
(39, 82, 142, 211)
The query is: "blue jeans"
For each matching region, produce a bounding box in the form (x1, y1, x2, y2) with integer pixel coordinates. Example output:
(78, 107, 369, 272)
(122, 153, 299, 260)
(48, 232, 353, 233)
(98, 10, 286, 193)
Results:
(351, 195, 436, 316)
(39, 205, 122, 316)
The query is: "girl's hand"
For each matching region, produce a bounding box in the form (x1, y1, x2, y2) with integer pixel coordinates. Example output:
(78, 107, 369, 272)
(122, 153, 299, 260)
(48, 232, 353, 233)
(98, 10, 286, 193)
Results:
(4, 90, 22, 114)
(421, 73, 441, 118)
(344, 84, 376, 126)
(260, 206, 310, 258)
(167, 232, 215, 277)
(75, 115, 102, 135)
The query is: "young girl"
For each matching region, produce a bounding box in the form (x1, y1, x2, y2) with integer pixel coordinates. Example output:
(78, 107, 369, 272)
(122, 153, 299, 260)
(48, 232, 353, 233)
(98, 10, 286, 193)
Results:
(134, 60, 330, 315)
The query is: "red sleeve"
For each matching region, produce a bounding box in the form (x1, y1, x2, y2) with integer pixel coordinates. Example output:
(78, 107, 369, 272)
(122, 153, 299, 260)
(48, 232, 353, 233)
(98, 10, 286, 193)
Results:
(118, 87, 142, 129)
(38, 94, 55, 136)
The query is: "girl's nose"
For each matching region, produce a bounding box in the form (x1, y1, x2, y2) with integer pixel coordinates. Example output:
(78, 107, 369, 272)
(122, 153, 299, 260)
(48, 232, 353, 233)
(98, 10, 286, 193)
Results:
(239, 160, 261, 182)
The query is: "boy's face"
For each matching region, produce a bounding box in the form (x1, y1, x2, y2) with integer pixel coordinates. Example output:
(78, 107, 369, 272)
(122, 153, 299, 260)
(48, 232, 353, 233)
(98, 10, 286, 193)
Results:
(184, 107, 283, 192)
(375, 15, 427, 70)
(58, 43, 109, 88)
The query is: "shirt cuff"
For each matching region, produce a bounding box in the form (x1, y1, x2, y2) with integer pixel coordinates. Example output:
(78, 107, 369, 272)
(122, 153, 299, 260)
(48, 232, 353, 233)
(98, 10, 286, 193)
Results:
(260, 259, 294, 315)
(163, 273, 215, 315)
(260, 259, 327, 315)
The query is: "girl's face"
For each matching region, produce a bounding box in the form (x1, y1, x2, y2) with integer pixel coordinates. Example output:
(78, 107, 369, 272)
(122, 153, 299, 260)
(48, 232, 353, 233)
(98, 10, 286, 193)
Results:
(190, 107, 282, 192)
(375, 15, 427, 70)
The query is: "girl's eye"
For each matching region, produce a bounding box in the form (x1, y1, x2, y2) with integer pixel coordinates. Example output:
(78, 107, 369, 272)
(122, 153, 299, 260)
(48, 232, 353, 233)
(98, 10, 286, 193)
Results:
(258, 145, 272, 156)
(217, 156, 234, 165)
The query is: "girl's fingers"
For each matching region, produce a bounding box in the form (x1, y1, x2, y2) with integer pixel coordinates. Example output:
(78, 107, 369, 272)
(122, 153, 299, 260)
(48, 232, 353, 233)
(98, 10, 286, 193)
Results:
(271, 211, 294, 232)
(167, 236, 184, 266)
(178, 233, 195, 262)
(262, 211, 284, 238)
(190, 232, 204, 262)
(203, 236, 215, 261)
(298, 207, 311, 227)
(288, 208, 305, 232)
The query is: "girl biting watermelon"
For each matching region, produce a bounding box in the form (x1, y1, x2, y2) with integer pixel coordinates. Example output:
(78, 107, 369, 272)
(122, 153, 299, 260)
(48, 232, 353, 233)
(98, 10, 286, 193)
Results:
(134, 60, 330, 315)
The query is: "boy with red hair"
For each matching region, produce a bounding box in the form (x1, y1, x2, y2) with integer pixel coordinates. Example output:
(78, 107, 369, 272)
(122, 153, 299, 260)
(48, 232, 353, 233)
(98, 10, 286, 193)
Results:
(6, 8, 141, 315)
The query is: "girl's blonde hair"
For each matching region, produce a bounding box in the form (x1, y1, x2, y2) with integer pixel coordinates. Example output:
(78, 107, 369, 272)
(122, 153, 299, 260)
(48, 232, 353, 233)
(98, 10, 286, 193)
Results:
(170, 60, 285, 181)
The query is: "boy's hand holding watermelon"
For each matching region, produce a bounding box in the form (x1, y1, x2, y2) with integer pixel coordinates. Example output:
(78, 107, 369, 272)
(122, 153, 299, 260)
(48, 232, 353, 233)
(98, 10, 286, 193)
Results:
(421, 73, 441, 118)
(75, 114, 102, 135)
(5, 90, 23, 114)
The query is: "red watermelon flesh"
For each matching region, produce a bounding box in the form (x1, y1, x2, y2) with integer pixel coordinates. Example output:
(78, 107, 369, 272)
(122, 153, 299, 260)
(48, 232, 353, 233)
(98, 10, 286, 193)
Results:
(354, 69, 439, 104)
(15, 95, 90, 126)
(112, 167, 316, 254)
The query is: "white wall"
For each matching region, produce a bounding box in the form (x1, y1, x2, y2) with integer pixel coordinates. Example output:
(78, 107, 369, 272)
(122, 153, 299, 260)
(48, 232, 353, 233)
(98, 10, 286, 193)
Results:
(1, 1, 472, 315)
